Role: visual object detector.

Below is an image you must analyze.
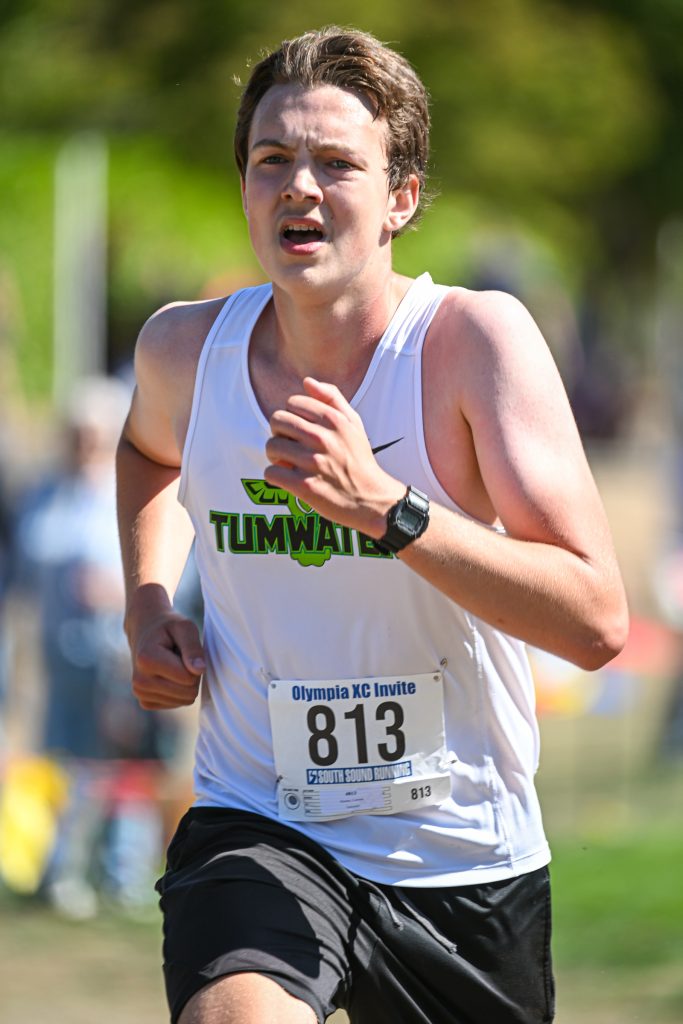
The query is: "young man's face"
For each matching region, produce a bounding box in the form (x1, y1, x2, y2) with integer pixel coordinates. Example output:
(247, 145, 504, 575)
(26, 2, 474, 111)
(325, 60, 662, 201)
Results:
(241, 83, 417, 297)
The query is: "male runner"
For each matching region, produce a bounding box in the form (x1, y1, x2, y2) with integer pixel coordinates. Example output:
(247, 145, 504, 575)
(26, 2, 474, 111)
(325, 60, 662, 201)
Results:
(117, 26, 629, 1024)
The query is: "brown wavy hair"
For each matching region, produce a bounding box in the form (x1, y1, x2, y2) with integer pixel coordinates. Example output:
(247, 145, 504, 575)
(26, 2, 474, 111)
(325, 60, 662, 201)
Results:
(234, 26, 431, 234)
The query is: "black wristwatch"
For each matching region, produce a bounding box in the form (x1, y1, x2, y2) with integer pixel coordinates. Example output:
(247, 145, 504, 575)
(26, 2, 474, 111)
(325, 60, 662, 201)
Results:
(375, 486, 430, 555)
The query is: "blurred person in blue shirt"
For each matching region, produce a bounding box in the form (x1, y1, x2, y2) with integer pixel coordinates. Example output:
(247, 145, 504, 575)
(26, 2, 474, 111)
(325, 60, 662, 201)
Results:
(14, 377, 178, 917)
(0, 468, 12, 753)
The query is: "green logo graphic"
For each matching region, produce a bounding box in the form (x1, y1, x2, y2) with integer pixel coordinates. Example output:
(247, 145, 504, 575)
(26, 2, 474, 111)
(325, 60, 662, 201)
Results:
(208, 479, 392, 568)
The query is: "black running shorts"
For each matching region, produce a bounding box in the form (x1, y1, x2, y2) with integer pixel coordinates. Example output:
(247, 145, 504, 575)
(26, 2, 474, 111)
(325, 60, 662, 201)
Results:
(156, 808, 555, 1024)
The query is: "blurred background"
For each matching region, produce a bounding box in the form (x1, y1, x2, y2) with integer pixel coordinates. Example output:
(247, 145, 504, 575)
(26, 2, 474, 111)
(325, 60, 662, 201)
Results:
(0, 2, 682, 1022)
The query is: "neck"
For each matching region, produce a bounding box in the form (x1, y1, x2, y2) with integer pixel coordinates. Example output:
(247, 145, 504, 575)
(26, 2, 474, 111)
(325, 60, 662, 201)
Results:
(262, 270, 414, 396)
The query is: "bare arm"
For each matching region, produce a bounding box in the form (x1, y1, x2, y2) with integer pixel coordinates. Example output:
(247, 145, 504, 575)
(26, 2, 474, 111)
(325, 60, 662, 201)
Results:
(263, 291, 628, 670)
(398, 289, 628, 667)
(117, 440, 204, 709)
(117, 303, 213, 709)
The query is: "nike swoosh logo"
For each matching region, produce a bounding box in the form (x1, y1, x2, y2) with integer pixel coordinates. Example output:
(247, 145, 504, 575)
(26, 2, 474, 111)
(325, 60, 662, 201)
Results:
(371, 437, 404, 455)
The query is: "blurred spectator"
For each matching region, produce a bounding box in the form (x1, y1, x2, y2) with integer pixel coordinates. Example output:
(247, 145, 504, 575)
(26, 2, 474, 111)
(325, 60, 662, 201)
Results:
(12, 376, 178, 918)
(0, 468, 13, 753)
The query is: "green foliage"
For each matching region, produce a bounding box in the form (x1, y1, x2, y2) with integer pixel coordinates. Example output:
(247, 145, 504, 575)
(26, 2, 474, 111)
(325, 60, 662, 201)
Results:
(1, 0, 681, 399)
(0, 135, 261, 395)
(0, 0, 664, 202)
(107, 137, 257, 304)
(0, 135, 58, 398)
(408, 0, 659, 202)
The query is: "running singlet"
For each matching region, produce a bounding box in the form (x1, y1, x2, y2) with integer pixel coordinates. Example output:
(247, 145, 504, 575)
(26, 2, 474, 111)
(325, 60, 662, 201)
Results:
(178, 273, 550, 887)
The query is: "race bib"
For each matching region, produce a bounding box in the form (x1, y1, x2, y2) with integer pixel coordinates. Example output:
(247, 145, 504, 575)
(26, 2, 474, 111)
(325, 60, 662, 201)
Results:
(268, 671, 454, 821)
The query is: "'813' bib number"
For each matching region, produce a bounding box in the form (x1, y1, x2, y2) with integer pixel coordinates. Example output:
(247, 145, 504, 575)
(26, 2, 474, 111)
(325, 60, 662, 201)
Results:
(306, 699, 405, 767)
(268, 672, 453, 821)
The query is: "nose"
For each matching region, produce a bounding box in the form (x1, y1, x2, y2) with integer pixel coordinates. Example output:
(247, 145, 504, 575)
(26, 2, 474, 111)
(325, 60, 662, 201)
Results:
(282, 159, 323, 203)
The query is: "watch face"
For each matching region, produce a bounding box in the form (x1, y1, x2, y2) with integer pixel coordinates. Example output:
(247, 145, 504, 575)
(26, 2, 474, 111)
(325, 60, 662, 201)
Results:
(396, 506, 423, 534)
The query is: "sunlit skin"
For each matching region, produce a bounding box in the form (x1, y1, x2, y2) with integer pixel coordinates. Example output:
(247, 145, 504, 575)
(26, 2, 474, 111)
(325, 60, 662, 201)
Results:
(240, 82, 420, 503)
(117, 73, 628, 1024)
(117, 72, 630, 1024)
(241, 83, 418, 319)
(118, 85, 628, 713)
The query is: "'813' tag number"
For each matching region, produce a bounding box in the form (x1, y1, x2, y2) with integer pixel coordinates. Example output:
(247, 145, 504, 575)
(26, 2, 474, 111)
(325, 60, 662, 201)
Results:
(307, 701, 405, 766)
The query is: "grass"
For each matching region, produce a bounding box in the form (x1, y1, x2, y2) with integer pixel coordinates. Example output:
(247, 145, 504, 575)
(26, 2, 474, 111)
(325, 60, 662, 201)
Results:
(0, 896, 164, 1024)
(545, 763, 683, 1023)
(552, 829, 683, 970)
(1, 766, 682, 1023)
(550, 833, 683, 1022)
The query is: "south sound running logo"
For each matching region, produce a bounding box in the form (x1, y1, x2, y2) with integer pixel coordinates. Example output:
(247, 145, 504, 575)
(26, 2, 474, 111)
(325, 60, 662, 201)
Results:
(209, 479, 393, 568)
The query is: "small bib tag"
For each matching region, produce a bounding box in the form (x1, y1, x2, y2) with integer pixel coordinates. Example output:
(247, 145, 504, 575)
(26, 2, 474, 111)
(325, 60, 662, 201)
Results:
(268, 671, 453, 821)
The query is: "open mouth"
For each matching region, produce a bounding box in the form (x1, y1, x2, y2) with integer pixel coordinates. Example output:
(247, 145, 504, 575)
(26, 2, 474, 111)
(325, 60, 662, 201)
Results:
(281, 224, 325, 245)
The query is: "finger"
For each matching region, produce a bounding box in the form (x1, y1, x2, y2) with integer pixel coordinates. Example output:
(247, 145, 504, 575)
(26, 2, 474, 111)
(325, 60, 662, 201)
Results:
(132, 657, 201, 698)
(270, 407, 329, 445)
(302, 377, 354, 415)
(300, 378, 365, 433)
(136, 643, 199, 686)
(263, 460, 307, 493)
(265, 435, 317, 470)
(139, 698, 194, 710)
(166, 618, 206, 676)
(134, 677, 200, 704)
(133, 675, 201, 710)
(280, 395, 346, 430)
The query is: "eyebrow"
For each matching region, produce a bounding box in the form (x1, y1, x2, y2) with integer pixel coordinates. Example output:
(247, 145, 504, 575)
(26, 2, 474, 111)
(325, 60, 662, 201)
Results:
(250, 138, 288, 151)
(250, 137, 360, 155)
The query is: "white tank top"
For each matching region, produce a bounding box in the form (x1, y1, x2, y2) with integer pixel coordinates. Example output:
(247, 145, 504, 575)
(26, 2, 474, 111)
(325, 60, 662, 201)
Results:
(179, 273, 550, 886)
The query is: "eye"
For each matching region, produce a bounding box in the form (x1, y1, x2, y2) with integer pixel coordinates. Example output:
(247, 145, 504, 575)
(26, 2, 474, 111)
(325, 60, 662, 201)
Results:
(328, 158, 354, 170)
(261, 154, 287, 165)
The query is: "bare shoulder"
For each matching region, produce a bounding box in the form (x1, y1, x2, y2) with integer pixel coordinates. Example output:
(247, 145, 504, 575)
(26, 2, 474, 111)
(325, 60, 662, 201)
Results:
(127, 296, 228, 465)
(431, 286, 552, 364)
(136, 297, 227, 381)
(423, 284, 600, 537)
(427, 286, 568, 416)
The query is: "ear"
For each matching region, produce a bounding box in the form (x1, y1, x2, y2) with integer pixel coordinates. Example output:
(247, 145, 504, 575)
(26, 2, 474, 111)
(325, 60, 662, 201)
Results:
(384, 174, 420, 234)
(241, 176, 248, 216)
